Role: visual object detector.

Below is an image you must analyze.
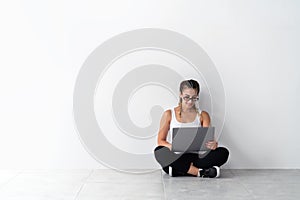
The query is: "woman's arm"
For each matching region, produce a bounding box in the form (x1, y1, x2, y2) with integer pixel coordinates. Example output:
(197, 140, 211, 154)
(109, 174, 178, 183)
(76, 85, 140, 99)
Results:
(201, 111, 218, 150)
(157, 110, 172, 150)
(200, 111, 210, 127)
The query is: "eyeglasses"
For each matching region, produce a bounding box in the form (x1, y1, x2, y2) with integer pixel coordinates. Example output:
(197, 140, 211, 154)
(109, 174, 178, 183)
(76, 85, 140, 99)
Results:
(182, 96, 199, 102)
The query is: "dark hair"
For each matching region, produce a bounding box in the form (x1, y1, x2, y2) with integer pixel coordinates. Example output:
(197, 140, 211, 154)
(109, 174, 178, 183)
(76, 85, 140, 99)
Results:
(178, 79, 200, 117)
(179, 79, 200, 95)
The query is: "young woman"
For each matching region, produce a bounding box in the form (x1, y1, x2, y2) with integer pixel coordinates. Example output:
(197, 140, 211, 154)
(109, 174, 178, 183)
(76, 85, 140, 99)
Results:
(154, 79, 229, 178)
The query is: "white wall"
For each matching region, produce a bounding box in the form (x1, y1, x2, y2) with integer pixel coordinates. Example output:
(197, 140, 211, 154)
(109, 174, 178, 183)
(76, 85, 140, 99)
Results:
(0, 0, 299, 169)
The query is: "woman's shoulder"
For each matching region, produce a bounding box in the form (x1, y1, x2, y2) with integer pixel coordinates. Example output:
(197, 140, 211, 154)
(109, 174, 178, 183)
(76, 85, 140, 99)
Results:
(199, 110, 209, 116)
(197, 110, 210, 120)
(199, 110, 211, 127)
(163, 109, 171, 115)
(162, 108, 172, 120)
(162, 106, 177, 121)
(199, 110, 210, 117)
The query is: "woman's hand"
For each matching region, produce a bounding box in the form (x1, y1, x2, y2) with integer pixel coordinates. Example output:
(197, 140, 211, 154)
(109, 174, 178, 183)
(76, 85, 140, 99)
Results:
(206, 140, 218, 150)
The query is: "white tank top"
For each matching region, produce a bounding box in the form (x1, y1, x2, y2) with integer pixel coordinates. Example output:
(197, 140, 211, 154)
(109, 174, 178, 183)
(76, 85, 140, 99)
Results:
(166, 107, 202, 143)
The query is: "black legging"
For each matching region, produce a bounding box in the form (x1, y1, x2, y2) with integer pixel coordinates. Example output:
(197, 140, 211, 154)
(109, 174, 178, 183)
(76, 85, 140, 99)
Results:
(154, 146, 229, 176)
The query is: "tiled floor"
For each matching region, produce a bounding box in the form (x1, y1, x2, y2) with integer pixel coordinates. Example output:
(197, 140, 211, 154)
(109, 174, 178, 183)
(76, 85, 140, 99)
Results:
(0, 169, 299, 200)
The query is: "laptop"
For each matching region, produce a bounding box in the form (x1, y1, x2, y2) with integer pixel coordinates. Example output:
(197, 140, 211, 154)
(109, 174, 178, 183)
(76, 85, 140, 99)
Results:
(171, 127, 215, 153)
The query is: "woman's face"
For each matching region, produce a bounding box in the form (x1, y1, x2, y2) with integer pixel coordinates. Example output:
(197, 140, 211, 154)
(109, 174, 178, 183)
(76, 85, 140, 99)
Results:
(180, 88, 199, 108)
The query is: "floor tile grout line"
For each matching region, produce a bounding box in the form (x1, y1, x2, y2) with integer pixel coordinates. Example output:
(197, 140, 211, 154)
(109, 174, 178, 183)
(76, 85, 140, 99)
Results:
(0, 169, 25, 191)
(230, 169, 256, 200)
(161, 169, 167, 200)
(73, 169, 94, 200)
(84, 180, 162, 184)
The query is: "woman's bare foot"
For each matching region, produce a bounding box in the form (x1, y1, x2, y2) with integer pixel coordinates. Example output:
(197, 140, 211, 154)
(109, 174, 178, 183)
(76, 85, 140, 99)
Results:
(187, 162, 200, 176)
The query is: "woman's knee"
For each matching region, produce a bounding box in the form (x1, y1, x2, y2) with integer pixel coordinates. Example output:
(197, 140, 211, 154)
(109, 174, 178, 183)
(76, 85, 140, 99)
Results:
(218, 147, 229, 156)
(154, 145, 169, 156)
(154, 145, 178, 169)
(154, 145, 170, 161)
(154, 145, 166, 152)
(216, 147, 230, 163)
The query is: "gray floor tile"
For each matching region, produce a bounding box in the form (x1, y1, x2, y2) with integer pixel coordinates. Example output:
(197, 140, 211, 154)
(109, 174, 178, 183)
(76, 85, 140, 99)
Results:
(231, 169, 300, 184)
(244, 183, 300, 200)
(162, 169, 255, 200)
(87, 169, 162, 184)
(0, 169, 299, 200)
(163, 178, 254, 200)
(0, 169, 91, 200)
(76, 182, 164, 200)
